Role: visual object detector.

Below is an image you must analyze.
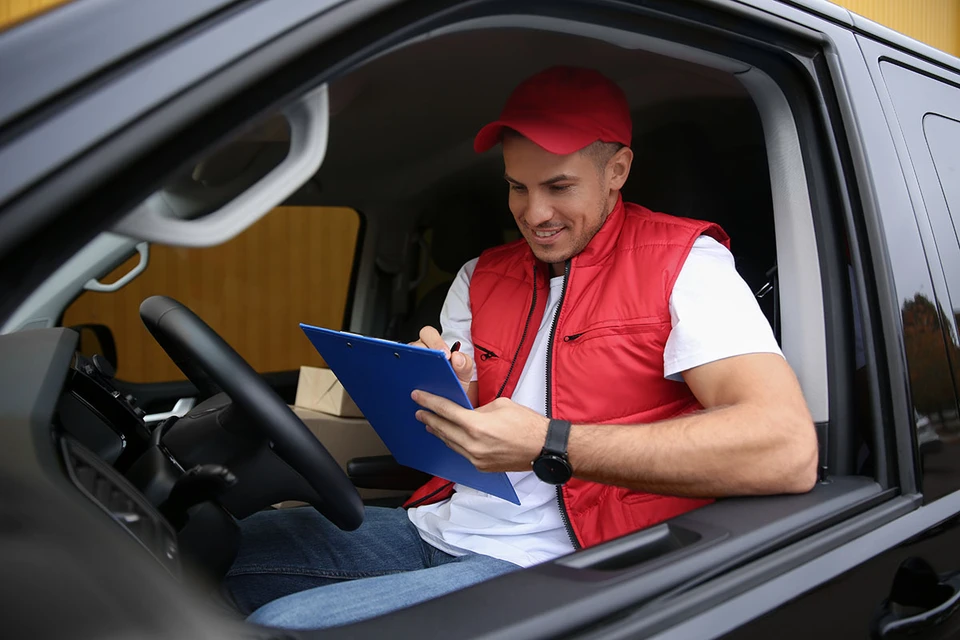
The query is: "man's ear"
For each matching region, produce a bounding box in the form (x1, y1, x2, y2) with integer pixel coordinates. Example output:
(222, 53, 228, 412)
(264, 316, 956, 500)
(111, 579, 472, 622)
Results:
(607, 147, 634, 191)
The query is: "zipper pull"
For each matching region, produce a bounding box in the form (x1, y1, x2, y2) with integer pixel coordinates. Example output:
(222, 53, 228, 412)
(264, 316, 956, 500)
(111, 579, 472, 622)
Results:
(563, 333, 584, 342)
(475, 345, 499, 361)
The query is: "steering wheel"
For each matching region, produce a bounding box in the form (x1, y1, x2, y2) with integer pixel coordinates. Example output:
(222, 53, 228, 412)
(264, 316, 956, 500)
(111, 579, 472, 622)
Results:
(139, 295, 363, 531)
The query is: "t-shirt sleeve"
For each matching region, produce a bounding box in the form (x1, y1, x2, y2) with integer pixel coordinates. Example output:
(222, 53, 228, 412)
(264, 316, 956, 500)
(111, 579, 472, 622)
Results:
(439, 257, 479, 382)
(664, 236, 783, 381)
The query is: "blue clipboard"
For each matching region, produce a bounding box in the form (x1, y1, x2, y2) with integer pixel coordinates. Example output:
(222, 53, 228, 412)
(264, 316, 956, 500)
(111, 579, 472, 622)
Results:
(299, 324, 519, 505)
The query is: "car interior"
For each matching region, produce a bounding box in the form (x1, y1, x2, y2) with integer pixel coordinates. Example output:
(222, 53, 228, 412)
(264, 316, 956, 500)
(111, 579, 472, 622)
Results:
(1, 11, 885, 636)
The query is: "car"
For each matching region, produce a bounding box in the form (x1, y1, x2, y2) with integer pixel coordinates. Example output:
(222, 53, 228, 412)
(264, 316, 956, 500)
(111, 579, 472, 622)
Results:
(2, 0, 960, 638)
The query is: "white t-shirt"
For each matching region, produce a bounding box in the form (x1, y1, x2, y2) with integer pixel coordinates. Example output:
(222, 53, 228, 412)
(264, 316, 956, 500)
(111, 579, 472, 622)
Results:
(407, 236, 783, 567)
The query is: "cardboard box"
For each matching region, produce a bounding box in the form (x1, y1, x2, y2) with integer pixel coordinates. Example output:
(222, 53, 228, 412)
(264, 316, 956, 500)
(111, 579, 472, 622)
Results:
(295, 366, 363, 417)
(278, 406, 409, 505)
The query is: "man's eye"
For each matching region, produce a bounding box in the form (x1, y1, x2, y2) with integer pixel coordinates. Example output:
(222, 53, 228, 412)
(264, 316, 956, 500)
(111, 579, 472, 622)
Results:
(550, 184, 571, 193)
(509, 185, 527, 193)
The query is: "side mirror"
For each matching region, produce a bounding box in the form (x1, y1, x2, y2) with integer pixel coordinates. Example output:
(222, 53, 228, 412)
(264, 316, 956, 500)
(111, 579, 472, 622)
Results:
(70, 323, 118, 373)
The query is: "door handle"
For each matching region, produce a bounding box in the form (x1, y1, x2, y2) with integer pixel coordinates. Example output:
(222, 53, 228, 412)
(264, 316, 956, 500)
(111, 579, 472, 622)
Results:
(143, 397, 196, 424)
(875, 558, 960, 638)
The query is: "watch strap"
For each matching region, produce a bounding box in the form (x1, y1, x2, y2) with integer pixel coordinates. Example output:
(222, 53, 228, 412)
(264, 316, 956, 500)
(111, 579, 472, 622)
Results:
(544, 419, 572, 456)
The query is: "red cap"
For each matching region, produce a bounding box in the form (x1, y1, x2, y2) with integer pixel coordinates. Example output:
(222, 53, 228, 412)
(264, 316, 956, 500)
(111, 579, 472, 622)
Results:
(474, 66, 632, 155)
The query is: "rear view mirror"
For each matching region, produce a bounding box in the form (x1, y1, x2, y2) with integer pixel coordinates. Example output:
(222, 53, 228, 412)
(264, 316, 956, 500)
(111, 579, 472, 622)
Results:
(71, 323, 118, 373)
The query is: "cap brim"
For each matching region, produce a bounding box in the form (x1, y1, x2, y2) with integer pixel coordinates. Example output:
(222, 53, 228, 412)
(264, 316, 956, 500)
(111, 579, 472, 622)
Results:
(473, 118, 599, 155)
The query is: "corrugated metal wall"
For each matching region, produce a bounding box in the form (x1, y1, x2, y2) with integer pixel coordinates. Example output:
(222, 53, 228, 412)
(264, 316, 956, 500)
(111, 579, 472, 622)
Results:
(0, 0, 65, 27)
(835, 0, 960, 56)
(3, 1, 959, 55)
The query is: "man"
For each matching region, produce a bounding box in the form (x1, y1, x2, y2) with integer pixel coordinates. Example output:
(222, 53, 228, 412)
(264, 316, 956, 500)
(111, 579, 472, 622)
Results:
(225, 66, 817, 629)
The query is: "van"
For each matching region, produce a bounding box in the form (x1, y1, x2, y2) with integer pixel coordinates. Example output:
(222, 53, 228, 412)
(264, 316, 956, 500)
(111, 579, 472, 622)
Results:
(1, 0, 959, 637)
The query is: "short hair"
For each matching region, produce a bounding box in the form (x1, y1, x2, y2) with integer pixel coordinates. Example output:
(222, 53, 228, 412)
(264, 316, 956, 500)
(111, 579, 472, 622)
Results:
(580, 140, 626, 174)
(501, 128, 626, 173)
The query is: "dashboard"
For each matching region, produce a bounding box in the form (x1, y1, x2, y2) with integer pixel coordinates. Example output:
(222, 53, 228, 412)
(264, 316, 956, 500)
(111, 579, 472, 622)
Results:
(1, 324, 335, 594)
(2, 327, 184, 578)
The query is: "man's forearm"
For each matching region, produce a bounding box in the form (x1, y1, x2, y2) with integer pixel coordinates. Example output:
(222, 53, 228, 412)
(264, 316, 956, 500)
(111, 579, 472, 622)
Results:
(566, 404, 818, 498)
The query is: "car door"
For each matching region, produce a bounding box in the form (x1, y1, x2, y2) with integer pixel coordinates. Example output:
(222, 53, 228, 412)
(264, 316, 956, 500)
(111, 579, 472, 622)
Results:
(705, 12, 960, 640)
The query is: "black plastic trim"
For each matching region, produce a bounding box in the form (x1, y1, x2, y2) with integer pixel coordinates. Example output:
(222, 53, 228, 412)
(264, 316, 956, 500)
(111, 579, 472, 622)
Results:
(0, 327, 78, 479)
(812, 43, 898, 488)
(347, 454, 431, 490)
(785, 50, 858, 476)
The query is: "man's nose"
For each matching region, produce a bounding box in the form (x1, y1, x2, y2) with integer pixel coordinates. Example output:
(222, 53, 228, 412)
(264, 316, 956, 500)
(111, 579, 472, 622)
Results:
(523, 192, 554, 227)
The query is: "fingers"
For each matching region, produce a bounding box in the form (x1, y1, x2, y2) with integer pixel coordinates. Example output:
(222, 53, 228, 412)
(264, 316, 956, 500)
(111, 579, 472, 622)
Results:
(412, 390, 470, 423)
(418, 326, 448, 355)
(450, 351, 474, 384)
(418, 410, 472, 459)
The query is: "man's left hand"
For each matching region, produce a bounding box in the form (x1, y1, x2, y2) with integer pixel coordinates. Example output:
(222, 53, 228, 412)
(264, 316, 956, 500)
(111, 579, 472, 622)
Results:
(412, 391, 548, 472)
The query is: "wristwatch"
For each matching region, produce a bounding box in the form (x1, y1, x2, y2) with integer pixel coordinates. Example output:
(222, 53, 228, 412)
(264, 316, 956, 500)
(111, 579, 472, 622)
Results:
(532, 419, 573, 485)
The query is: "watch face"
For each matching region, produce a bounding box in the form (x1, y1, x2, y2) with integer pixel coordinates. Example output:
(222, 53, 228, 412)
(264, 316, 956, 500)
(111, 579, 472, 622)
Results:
(533, 454, 572, 485)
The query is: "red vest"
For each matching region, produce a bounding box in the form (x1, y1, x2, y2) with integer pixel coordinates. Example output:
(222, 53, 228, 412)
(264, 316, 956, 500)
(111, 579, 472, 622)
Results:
(405, 196, 729, 549)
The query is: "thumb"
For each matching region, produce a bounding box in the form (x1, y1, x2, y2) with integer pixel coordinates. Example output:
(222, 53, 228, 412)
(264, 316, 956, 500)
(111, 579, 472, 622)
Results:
(451, 352, 474, 382)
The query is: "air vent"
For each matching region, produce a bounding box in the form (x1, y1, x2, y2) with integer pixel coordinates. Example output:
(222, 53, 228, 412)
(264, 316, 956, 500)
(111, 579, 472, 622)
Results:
(60, 436, 180, 577)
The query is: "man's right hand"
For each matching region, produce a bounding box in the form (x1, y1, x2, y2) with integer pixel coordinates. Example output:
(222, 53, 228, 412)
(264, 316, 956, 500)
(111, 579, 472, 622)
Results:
(411, 326, 476, 401)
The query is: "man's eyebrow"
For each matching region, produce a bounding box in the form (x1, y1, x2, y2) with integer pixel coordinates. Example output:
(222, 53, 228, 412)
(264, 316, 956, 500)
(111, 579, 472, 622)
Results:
(503, 173, 578, 185)
(541, 174, 577, 185)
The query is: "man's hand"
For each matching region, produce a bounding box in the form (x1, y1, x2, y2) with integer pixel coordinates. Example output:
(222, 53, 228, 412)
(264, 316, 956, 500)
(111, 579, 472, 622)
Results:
(412, 391, 548, 473)
(410, 326, 477, 406)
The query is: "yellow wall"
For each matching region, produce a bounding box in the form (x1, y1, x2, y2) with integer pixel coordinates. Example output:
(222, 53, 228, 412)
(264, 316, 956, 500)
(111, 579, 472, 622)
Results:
(1, 0, 958, 54)
(3, 1, 958, 57)
(0, 0, 67, 28)
(63, 207, 360, 383)
(834, 0, 960, 57)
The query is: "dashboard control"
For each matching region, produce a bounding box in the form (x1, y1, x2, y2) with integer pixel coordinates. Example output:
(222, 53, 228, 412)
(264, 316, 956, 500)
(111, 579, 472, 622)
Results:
(57, 354, 152, 470)
(161, 464, 237, 528)
(91, 353, 116, 379)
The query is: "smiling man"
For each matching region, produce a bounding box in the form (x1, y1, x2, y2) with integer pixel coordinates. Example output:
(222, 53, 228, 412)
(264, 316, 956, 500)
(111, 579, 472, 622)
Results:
(226, 66, 817, 630)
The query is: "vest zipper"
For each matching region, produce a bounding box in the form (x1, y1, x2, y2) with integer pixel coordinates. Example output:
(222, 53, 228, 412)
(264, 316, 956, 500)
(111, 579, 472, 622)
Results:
(546, 260, 580, 550)
(495, 264, 539, 399)
(415, 266, 537, 510)
(406, 480, 454, 508)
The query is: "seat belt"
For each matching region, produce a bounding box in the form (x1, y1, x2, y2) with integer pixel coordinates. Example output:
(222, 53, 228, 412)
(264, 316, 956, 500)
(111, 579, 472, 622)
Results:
(754, 264, 780, 344)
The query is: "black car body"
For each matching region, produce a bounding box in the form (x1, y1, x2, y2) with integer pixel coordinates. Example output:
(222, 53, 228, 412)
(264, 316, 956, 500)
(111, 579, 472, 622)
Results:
(2, 0, 960, 638)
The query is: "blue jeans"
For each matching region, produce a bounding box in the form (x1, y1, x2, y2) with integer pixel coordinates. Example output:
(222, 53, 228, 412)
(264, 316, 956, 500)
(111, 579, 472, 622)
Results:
(223, 506, 520, 630)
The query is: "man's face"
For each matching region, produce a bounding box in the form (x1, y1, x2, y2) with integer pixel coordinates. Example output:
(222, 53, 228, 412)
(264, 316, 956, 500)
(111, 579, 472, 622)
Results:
(502, 134, 631, 271)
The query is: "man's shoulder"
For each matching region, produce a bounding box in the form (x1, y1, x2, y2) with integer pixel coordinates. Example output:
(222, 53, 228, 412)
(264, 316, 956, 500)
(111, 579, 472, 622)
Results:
(623, 201, 715, 230)
(622, 201, 730, 248)
(474, 237, 531, 271)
